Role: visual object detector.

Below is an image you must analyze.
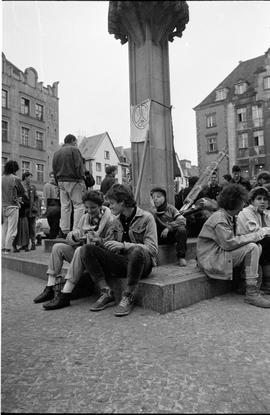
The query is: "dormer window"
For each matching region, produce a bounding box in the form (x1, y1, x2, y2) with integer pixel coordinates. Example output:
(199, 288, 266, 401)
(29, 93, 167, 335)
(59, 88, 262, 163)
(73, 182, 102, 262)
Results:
(215, 88, 227, 101)
(235, 82, 247, 95)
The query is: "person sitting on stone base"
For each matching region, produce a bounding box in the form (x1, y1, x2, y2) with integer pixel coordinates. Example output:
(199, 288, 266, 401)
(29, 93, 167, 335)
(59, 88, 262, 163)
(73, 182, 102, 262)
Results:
(196, 183, 270, 308)
(150, 187, 187, 267)
(237, 186, 270, 295)
(33, 190, 113, 308)
(68, 184, 158, 317)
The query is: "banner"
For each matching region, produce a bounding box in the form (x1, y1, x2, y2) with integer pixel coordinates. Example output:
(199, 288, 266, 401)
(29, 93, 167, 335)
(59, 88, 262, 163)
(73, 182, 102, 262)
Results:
(130, 99, 151, 143)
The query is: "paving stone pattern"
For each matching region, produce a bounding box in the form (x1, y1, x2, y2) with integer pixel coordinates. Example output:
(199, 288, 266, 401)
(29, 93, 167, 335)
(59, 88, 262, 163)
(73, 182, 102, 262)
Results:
(1, 268, 270, 413)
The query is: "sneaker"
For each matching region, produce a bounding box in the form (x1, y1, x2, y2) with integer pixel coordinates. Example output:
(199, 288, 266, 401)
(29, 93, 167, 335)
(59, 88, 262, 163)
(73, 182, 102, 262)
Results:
(178, 258, 187, 267)
(90, 289, 115, 312)
(43, 292, 70, 310)
(33, 286, 55, 303)
(114, 293, 135, 317)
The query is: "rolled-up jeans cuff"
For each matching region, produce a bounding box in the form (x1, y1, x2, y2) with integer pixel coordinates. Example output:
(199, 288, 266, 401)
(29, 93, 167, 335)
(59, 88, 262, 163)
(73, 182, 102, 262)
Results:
(46, 268, 57, 277)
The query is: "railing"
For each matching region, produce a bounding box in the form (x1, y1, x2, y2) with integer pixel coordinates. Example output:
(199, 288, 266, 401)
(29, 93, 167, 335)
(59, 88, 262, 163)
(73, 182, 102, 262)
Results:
(237, 121, 248, 130)
(252, 146, 265, 156)
(238, 148, 249, 158)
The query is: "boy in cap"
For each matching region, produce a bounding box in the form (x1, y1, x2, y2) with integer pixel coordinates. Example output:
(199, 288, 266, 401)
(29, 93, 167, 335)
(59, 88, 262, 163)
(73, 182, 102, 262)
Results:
(151, 187, 187, 266)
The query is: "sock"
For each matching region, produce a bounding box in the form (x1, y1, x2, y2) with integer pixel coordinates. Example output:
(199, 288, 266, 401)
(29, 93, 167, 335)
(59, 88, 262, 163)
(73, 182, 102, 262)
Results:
(47, 275, 56, 286)
(62, 280, 75, 293)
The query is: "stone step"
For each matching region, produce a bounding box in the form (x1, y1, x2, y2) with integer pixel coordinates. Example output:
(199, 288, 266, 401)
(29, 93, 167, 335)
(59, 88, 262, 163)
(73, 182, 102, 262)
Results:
(2, 245, 232, 314)
(43, 237, 198, 264)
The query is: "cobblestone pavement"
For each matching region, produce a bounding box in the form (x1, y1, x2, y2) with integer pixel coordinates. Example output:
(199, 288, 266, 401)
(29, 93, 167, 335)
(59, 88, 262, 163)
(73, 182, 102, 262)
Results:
(1, 268, 270, 414)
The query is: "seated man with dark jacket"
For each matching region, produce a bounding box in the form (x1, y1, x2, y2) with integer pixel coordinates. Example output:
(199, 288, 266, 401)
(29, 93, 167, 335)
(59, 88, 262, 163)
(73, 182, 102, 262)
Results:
(151, 187, 187, 266)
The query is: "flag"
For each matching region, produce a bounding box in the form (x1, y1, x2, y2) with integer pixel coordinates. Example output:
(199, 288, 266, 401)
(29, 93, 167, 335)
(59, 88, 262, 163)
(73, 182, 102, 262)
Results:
(130, 99, 151, 143)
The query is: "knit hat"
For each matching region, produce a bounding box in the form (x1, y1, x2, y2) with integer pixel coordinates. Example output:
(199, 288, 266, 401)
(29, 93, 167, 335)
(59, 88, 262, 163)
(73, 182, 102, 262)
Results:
(150, 187, 167, 199)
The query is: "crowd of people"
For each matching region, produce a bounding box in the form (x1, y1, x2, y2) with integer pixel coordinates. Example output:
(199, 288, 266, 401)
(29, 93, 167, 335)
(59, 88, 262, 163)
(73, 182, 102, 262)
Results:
(2, 134, 270, 315)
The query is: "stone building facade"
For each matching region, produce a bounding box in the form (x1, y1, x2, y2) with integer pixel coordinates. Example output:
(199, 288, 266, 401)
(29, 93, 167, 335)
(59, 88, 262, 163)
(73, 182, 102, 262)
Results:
(2, 53, 59, 193)
(194, 48, 270, 182)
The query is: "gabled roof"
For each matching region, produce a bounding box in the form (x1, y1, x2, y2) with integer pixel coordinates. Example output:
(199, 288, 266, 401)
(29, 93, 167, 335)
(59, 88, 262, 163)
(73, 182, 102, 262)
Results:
(194, 54, 265, 110)
(79, 131, 121, 163)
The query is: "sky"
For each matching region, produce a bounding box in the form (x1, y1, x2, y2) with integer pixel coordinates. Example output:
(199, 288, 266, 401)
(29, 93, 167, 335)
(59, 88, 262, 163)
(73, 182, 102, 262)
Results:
(2, 0, 270, 165)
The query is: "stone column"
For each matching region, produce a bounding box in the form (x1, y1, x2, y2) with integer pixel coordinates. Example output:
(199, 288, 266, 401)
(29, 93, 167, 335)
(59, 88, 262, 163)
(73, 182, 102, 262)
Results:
(108, 1, 189, 209)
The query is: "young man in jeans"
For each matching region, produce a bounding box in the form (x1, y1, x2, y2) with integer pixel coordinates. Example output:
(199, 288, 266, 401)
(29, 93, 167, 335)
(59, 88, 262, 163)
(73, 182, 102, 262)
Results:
(78, 183, 158, 316)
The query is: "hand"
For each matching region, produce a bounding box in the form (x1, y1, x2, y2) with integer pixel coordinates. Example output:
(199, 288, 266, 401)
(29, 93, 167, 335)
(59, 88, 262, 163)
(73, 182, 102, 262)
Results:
(86, 231, 100, 244)
(263, 227, 270, 236)
(161, 228, 169, 239)
(104, 240, 124, 252)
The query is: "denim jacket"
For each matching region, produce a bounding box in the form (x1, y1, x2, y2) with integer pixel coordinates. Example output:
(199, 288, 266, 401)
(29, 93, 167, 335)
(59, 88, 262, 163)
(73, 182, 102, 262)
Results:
(196, 209, 266, 280)
(105, 207, 158, 266)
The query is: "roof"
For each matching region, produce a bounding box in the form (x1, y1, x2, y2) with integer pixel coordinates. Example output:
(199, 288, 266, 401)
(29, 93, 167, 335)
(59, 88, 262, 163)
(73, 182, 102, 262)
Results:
(79, 133, 107, 159)
(194, 53, 265, 109)
(79, 132, 121, 163)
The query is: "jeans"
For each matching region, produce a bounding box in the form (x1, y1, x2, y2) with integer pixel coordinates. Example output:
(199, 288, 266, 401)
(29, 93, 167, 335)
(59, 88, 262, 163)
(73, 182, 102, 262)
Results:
(79, 244, 153, 295)
(27, 217, 36, 244)
(46, 199, 61, 238)
(232, 242, 262, 283)
(59, 181, 86, 233)
(158, 227, 187, 258)
(2, 206, 19, 250)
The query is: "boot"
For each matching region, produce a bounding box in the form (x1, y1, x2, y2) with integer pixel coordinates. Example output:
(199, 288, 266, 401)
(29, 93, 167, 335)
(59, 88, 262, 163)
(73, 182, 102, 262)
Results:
(244, 283, 270, 308)
(30, 242, 36, 250)
(43, 292, 70, 310)
(33, 286, 55, 303)
(260, 265, 270, 295)
(36, 235, 42, 246)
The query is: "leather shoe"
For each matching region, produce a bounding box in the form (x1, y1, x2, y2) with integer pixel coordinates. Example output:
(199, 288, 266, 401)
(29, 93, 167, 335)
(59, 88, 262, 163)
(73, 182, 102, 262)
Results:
(34, 286, 54, 303)
(43, 292, 70, 310)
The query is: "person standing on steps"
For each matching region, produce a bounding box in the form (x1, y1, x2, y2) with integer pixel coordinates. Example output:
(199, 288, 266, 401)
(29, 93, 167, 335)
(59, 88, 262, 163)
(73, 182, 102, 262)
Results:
(52, 134, 86, 238)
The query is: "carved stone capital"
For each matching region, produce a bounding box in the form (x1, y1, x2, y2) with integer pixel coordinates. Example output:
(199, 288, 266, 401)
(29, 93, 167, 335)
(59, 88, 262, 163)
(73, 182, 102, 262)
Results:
(108, 1, 189, 45)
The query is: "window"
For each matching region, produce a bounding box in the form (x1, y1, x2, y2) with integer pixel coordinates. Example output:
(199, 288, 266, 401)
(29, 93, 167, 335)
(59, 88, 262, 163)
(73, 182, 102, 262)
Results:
(35, 103, 43, 120)
(252, 105, 263, 127)
(253, 130, 264, 147)
(104, 151, 110, 160)
(263, 76, 270, 90)
(2, 120, 8, 142)
(96, 162, 102, 172)
(215, 89, 226, 101)
(235, 82, 247, 94)
(96, 176, 102, 185)
(21, 127, 30, 146)
(20, 98, 30, 115)
(206, 113, 216, 128)
(207, 136, 217, 153)
(2, 89, 8, 108)
(36, 131, 44, 150)
(22, 161, 30, 175)
(238, 133, 248, 149)
(122, 166, 127, 178)
(237, 108, 247, 122)
(36, 164, 44, 183)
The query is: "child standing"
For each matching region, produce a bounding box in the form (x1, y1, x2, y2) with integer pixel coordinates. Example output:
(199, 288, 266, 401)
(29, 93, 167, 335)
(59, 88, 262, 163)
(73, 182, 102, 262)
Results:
(151, 187, 187, 266)
(197, 184, 270, 308)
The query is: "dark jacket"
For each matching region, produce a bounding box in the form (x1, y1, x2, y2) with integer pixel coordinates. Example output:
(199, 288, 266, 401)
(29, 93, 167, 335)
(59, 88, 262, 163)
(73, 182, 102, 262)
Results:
(24, 183, 39, 218)
(229, 177, 251, 192)
(100, 175, 116, 195)
(52, 144, 85, 183)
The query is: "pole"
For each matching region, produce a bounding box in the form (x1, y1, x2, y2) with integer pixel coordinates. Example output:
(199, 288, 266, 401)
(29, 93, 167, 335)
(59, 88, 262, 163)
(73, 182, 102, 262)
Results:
(134, 131, 149, 202)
